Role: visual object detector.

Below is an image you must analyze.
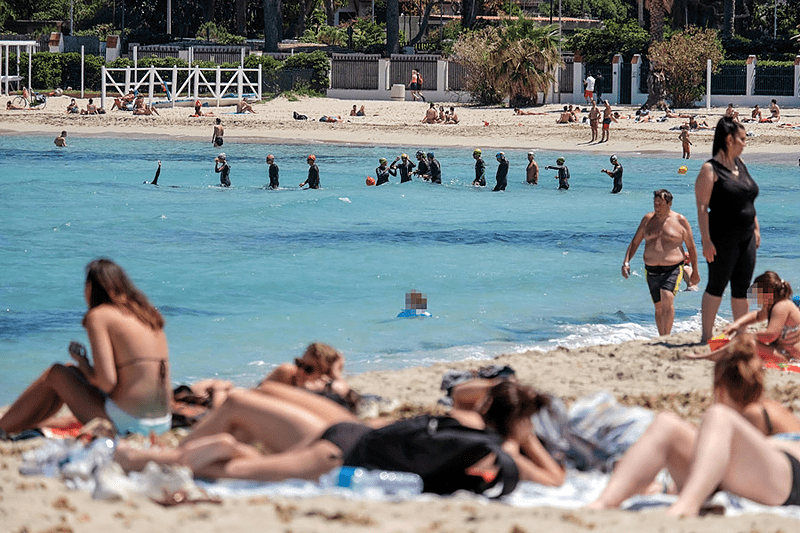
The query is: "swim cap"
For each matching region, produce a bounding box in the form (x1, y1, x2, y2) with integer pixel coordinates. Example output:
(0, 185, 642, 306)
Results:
(379, 158, 387, 164)
(496, 152, 504, 159)
(473, 149, 482, 156)
(678, 165, 688, 174)
(528, 152, 535, 158)
(610, 154, 617, 163)
(307, 154, 316, 161)
(556, 157, 565, 164)
(266, 154, 274, 161)
(218, 153, 226, 160)
(427, 152, 435, 158)
(401, 153, 408, 158)
(415, 150, 424, 158)
(366, 176, 376, 186)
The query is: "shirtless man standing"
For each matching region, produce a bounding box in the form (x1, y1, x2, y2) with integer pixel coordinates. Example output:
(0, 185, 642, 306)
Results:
(588, 100, 600, 142)
(212, 118, 224, 146)
(526, 152, 539, 185)
(54, 130, 67, 147)
(621, 189, 700, 335)
(600, 100, 614, 143)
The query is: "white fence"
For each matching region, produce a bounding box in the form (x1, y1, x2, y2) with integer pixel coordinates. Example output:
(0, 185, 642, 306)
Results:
(101, 65, 263, 109)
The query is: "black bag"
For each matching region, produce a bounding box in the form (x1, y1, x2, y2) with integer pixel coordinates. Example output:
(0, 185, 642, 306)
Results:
(343, 415, 519, 497)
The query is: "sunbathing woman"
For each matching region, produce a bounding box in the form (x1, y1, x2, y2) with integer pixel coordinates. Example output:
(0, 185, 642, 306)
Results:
(588, 334, 800, 515)
(0, 258, 172, 437)
(713, 271, 799, 363)
(116, 381, 565, 495)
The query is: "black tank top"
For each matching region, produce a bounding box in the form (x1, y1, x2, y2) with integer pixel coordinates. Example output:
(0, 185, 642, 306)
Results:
(708, 157, 758, 241)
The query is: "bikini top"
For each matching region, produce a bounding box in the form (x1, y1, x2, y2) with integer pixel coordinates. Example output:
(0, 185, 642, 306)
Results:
(116, 357, 168, 384)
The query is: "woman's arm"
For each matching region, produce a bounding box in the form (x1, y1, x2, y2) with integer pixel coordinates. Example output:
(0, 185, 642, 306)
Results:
(753, 215, 761, 248)
(81, 307, 119, 393)
(695, 162, 717, 262)
(722, 309, 763, 336)
(504, 435, 565, 486)
(758, 301, 792, 345)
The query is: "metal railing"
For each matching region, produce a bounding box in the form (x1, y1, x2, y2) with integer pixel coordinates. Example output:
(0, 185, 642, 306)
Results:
(754, 65, 794, 96)
(389, 54, 438, 90)
(330, 53, 379, 90)
(710, 63, 746, 95)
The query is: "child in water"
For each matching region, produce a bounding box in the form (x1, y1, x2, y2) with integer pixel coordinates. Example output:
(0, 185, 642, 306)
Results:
(678, 126, 692, 159)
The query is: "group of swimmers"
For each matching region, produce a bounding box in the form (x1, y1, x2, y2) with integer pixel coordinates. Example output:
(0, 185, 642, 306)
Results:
(2, 256, 800, 515)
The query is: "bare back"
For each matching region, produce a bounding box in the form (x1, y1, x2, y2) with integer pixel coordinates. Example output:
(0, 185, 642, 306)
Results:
(85, 304, 170, 418)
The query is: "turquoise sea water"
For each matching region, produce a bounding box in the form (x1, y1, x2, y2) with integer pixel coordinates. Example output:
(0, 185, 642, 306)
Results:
(1, 134, 799, 406)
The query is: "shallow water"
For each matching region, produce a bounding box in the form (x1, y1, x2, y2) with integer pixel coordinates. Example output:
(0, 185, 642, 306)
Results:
(1, 135, 798, 405)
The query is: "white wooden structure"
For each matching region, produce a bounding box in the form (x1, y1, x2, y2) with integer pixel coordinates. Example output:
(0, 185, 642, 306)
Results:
(0, 40, 37, 95)
(100, 64, 263, 109)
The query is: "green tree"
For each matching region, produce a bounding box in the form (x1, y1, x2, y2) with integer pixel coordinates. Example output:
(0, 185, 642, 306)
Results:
(451, 27, 502, 104)
(567, 19, 650, 64)
(648, 27, 724, 107)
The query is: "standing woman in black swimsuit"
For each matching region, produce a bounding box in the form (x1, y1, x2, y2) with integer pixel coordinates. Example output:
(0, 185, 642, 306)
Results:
(695, 117, 760, 344)
(589, 334, 800, 515)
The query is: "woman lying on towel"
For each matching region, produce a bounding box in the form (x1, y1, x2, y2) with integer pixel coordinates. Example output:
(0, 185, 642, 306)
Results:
(0, 258, 172, 438)
(588, 333, 800, 515)
(116, 380, 565, 496)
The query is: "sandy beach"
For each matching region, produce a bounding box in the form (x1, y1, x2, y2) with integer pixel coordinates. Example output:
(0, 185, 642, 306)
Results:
(3, 95, 800, 532)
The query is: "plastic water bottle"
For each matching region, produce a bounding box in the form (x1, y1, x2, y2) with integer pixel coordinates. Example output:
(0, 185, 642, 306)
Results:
(319, 466, 423, 496)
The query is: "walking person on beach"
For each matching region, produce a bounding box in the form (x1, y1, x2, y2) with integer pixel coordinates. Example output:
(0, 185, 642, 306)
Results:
(695, 117, 759, 344)
(583, 72, 595, 104)
(600, 100, 614, 143)
(493, 152, 509, 191)
(0, 258, 172, 438)
(588, 100, 600, 143)
(546, 157, 570, 190)
(409, 69, 425, 102)
(601, 154, 623, 194)
(214, 153, 231, 187)
(299, 154, 320, 189)
(266, 154, 279, 189)
(472, 149, 486, 187)
(679, 126, 693, 159)
(594, 71, 604, 102)
(621, 189, 700, 336)
(526, 152, 539, 185)
(212, 118, 224, 147)
(390, 153, 415, 183)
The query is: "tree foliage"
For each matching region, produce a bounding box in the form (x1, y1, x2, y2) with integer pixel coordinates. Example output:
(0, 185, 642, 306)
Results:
(648, 27, 724, 108)
(538, 0, 634, 22)
(452, 19, 562, 106)
(567, 19, 650, 64)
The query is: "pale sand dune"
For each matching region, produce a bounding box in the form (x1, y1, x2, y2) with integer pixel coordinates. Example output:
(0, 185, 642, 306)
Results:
(3, 96, 800, 532)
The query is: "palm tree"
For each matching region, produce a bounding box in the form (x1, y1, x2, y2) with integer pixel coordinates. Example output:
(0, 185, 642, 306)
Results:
(491, 19, 561, 106)
(263, 0, 280, 52)
(645, 0, 672, 106)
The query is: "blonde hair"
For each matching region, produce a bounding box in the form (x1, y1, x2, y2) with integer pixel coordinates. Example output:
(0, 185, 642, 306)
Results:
(302, 342, 343, 376)
(713, 333, 763, 407)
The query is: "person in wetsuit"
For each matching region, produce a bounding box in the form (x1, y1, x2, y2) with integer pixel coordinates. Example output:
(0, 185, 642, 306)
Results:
(414, 151, 430, 179)
(144, 160, 161, 185)
(299, 154, 320, 189)
(493, 152, 509, 191)
(266, 154, 279, 189)
(695, 116, 760, 343)
(472, 149, 486, 187)
(375, 158, 396, 186)
(214, 153, 231, 187)
(427, 152, 442, 184)
(546, 157, 570, 190)
(390, 153, 415, 183)
(601, 154, 623, 193)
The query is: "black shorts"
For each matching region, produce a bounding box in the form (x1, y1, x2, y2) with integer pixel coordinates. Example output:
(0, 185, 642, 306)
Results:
(705, 231, 757, 298)
(214, 137, 224, 147)
(645, 263, 683, 303)
(409, 83, 419, 91)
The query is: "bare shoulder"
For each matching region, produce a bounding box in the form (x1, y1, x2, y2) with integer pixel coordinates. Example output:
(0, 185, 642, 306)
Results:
(84, 303, 122, 324)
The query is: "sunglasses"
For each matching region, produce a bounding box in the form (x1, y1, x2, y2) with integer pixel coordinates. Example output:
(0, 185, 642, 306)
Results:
(295, 358, 316, 374)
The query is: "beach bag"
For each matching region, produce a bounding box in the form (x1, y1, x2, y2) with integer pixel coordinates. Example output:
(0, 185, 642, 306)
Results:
(417, 73, 423, 89)
(343, 415, 518, 497)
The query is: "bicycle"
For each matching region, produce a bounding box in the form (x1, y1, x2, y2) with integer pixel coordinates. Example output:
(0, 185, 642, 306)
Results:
(12, 88, 47, 110)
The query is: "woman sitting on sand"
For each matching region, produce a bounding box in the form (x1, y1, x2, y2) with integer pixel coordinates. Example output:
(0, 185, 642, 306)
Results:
(588, 334, 800, 515)
(116, 380, 565, 495)
(0, 258, 172, 437)
(707, 271, 800, 363)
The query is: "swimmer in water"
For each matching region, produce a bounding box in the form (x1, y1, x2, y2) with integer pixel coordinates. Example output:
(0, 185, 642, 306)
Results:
(390, 153, 415, 183)
(493, 152, 508, 191)
(426, 152, 442, 184)
(601, 155, 623, 193)
(144, 161, 162, 185)
(472, 149, 486, 187)
(54, 131, 67, 147)
(414, 151, 430, 179)
(266, 154, 279, 189)
(215, 153, 231, 187)
(546, 157, 570, 190)
(375, 158, 396, 186)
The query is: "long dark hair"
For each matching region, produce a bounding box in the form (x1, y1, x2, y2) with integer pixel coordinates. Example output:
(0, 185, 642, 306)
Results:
(479, 381, 549, 438)
(752, 271, 793, 317)
(712, 116, 745, 156)
(83, 258, 164, 330)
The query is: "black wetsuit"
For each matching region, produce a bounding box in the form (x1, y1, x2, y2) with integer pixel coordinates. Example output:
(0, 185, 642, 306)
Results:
(416, 159, 429, 179)
(428, 158, 442, 184)
(268, 163, 279, 189)
(215, 161, 231, 187)
(705, 157, 759, 298)
(392, 160, 415, 183)
(548, 164, 570, 189)
(493, 159, 509, 191)
(609, 163, 623, 193)
(375, 165, 396, 186)
(473, 158, 486, 186)
(595, 74, 604, 101)
(305, 164, 320, 189)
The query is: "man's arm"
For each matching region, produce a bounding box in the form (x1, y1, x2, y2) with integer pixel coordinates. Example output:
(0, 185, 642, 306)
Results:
(622, 216, 649, 278)
(679, 214, 701, 286)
